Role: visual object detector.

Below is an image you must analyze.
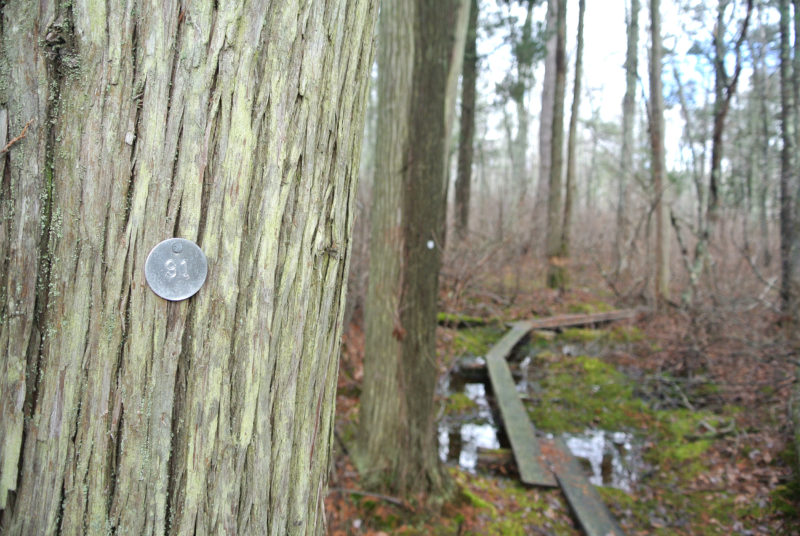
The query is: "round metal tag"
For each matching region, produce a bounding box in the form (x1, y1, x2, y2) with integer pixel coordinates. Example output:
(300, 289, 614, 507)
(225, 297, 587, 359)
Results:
(144, 238, 208, 301)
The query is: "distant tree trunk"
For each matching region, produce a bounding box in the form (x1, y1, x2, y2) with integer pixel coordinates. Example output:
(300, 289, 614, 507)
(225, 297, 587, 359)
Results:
(455, 0, 479, 240)
(678, 0, 751, 303)
(616, 0, 640, 278)
(708, 0, 753, 224)
(792, 0, 800, 321)
(359, 0, 468, 498)
(545, 0, 567, 289)
(748, 11, 773, 268)
(649, 0, 670, 303)
(536, 0, 559, 226)
(510, 1, 536, 207)
(358, 0, 414, 494)
(0, 1, 377, 534)
(561, 0, 586, 264)
(780, 0, 796, 319)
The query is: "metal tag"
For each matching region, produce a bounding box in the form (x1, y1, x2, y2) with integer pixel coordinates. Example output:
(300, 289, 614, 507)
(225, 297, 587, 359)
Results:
(144, 238, 208, 301)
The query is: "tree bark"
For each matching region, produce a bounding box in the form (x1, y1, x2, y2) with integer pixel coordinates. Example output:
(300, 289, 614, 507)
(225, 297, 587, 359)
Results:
(545, 0, 567, 289)
(536, 0, 559, 226)
(455, 0, 479, 240)
(708, 0, 753, 225)
(510, 2, 536, 207)
(649, 0, 670, 304)
(0, 2, 378, 534)
(615, 0, 640, 278)
(780, 0, 798, 322)
(358, 0, 468, 498)
(561, 0, 586, 265)
(792, 0, 800, 324)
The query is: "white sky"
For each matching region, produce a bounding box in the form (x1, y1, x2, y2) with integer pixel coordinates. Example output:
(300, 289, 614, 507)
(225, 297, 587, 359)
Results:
(477, 0, 690, 164)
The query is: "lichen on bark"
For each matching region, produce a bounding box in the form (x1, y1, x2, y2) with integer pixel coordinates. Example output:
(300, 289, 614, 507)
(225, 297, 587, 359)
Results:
(0, 1, 378, 534)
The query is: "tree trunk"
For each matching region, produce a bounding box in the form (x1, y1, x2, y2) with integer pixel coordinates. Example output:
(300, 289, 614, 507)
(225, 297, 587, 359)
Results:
(792, 0, 800, 324)
(709, 0, 753, 225)
(510, 1, 536, 209)
(358, 0, 468, 498)
(649, 0, 670, 304)
(749, 12, 773, 268)
(0, 2, 377, 534)
(561, 0, 586, 266)
(545, 0, 567, 289)
(536, 0, 559, 228)
(616, 0, 640, 278)
(455, 0, 479, 240)
(780, 0, 795, 316)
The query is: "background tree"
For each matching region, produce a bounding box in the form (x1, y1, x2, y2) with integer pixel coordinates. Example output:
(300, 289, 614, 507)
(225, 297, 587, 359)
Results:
(545, 0, 567, 289)
(649, 0, 671, 303)
(616, 0, 640, 278)
(794, 0, 800, 324)
(560, 0, 586, 269)
(455, 0, 481, 240)
(0, 1, 377, 533)
(358, 0, 470, 497)
(500, 1, 541, 204)
(536, 0, 559, 226)
(780, 0, 796, 319)
(708, 0, 753, 225)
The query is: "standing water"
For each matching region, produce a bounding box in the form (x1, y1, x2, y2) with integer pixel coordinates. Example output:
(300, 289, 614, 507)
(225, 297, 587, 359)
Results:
(439, 369, 643, 492)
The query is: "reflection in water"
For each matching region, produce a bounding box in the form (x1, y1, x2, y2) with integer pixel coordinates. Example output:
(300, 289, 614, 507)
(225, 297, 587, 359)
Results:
(439, 382, 499, 472)
(440, 374, 642, 490)
(563, 430, 640, 492)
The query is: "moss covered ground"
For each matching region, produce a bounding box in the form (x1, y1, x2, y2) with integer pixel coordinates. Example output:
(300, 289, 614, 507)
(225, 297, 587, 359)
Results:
(328, 293, 796, 535)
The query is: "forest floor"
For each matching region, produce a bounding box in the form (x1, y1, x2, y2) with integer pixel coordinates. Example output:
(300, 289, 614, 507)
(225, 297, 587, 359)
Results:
(325, 254, 799, 535)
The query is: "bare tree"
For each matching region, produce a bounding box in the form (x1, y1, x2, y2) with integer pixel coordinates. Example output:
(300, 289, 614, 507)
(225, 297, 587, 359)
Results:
(536, 0, 559, 224)
(649, 0, 670, 303)
(455, 0, 480, 240)
(561, 0, 586, 264)
(616, 0, 640, 278)
(779, 0, 796, 319)
(545, 0, 567, 289)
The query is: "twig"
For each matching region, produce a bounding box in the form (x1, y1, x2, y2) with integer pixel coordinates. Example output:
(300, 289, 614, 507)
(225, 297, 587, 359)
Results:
(328, 488, 410, 510)
(0, 119, 33, 155)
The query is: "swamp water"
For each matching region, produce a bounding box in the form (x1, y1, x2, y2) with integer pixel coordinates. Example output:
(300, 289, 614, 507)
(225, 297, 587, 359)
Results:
(438, 366, 643, 492)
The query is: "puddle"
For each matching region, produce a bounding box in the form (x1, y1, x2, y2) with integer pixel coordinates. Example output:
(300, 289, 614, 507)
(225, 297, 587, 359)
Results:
(561, 429, 642, 492)
(438, 381, 500, 471)
(439, 370, 643, 491)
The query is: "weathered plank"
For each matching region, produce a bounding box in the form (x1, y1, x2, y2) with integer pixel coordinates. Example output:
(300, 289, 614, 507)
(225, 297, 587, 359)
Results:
(545, 438, 626, 536)
(484, 322, 557, 487)
(527, 310, 637, 330)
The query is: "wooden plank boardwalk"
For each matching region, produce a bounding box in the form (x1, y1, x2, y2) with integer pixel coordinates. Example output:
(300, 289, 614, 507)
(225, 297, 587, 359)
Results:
(526, 309, 637, 330)
(547, 439, 626, 536)
(481, 313, 631, 533)
(484, 321, 556, 487)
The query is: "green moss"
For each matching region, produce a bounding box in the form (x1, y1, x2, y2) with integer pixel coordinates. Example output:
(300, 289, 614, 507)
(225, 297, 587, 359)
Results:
(445, 392, 478, 414)
(439, 321, 768, 534)
(452, 326, 505, 356)
(567, 300, 614, 314)
(646, 409, 725, 478)
(460, 487, 496, 515)
(526, 355, 647, 433)
(437, 312, 489, 326)
(671, 439, 712, 461)
(559, 328, 606, 343)
(450, 471, 576, 536)
(771, 480, 800, 519)
(608, 325, 645, 343)
(601, 484, 770, 536)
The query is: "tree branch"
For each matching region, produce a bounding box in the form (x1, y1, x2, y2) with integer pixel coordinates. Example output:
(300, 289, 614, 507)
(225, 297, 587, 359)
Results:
(0, 119, 33, 155)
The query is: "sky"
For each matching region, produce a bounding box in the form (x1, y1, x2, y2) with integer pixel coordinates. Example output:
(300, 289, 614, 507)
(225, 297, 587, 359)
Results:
(476, 0, 690, 164)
